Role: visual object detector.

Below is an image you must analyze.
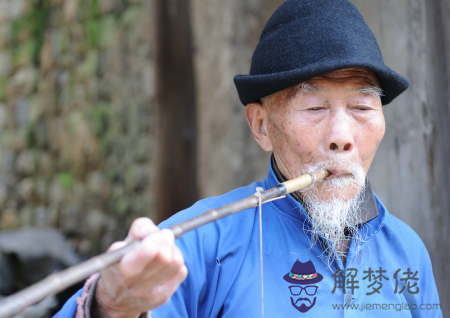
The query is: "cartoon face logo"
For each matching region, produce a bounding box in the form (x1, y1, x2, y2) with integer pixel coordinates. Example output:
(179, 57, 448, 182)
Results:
(283, 260, 323, 313)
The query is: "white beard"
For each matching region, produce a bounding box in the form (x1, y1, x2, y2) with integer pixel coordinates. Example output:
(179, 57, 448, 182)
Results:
(298, 159, 366, 268)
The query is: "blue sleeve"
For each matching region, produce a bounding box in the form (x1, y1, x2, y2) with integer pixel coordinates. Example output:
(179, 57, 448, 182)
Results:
(152, 201, 215, 318)
(152, 193, 256, 318)
(416, 245, 442, 317)
(386, 214, 443, 317)
(53, 289, 83, 318)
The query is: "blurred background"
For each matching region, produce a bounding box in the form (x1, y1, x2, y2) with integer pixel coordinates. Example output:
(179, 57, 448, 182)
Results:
(0, 0, 448, 315)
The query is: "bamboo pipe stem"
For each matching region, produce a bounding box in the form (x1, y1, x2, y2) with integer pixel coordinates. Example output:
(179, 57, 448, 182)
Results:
(0, 169, 329, 318)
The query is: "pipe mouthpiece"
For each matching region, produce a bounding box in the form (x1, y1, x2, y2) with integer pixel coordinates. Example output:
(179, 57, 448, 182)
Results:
(310, 169, 330, 184)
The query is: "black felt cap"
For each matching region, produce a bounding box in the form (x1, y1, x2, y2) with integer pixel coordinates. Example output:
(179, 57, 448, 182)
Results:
(234, 0, 409, 106)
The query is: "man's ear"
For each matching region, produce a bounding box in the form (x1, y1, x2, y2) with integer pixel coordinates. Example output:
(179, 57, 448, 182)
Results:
(245, 102, 273, 152)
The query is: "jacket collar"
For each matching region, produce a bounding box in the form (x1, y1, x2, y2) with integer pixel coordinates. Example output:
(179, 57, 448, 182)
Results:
(263, 157, 386, 245)
(270, 155, 379, 225)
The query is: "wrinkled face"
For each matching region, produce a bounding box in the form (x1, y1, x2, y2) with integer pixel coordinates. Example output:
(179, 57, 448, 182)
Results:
(246, 68, 385, 201)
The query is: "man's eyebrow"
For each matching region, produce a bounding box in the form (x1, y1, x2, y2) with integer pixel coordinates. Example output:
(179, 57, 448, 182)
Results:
(297, 82, 324, 94)
(355, 86, 384, 97)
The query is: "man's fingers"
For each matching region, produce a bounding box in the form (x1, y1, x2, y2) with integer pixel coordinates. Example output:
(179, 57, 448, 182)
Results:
(120, 229, 175, 278)
(126, 217, 158, 242)
(140, 265, 189, 310)
(153, 265, 189, 308)
(107, 241, 127, 252)
(130, 243, 185, 287)
(93, 218, 186, 316)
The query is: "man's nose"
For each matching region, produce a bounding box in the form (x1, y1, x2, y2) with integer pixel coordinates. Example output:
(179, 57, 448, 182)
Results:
(326, 108, 354, 153)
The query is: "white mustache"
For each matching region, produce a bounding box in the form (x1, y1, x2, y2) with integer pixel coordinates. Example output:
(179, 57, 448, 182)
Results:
(306, 159, 365, 183)
(299, 159, 366, 269)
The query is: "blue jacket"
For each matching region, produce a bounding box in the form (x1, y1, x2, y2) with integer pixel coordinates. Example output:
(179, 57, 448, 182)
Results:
(57, 163, 442, 317)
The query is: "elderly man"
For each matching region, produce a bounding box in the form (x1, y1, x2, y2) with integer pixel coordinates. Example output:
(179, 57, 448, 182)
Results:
(57, 0, 442, 317)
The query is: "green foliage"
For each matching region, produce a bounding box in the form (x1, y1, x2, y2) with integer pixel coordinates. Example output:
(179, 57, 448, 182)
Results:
(0, 75, 8, 100)
(9, 0, 50, 66)
(90, 0, 101, 18)
(15, 41, 35, 65)
(57, 172, 74, 191)
(56, 28, 69, 53)
(10, 19, 25, 44)
(25, 125, 37, 149)
(78, 0, 100, 20)
(87, 103, 113, 153)
(87, 103, 112, 137)
(86, 19, 101, 48)
(85, 0, 102, 48)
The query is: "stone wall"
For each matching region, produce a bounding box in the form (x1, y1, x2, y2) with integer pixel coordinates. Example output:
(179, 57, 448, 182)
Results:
(0, 0, 156, 257)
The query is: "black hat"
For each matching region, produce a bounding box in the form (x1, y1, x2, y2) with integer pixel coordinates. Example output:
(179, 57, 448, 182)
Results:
(234, 0, 409, 106)
(283, 260, 324, 285)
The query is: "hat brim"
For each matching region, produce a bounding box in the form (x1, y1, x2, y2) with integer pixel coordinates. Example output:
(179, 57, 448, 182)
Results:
(234, 60, 409, 106)
(283, 273, 324, 285)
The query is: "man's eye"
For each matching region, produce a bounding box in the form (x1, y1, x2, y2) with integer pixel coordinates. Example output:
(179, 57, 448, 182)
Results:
(355, 106, 370, 111)
(309, 107, 323, 111)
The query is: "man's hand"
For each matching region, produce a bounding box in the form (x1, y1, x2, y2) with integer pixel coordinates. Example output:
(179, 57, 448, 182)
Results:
(92, 217, 188, 318)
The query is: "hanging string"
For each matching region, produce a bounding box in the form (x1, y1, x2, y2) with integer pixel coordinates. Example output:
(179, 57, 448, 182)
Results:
(255, 187, 264, 318)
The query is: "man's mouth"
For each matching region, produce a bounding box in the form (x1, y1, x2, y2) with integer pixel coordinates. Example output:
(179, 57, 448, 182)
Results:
(324, 168, 353, 179)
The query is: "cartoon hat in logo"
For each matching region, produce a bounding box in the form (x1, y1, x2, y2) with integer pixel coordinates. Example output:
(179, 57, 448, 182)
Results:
(283, 260, 323, 285)
(284, 260, 323, 313)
